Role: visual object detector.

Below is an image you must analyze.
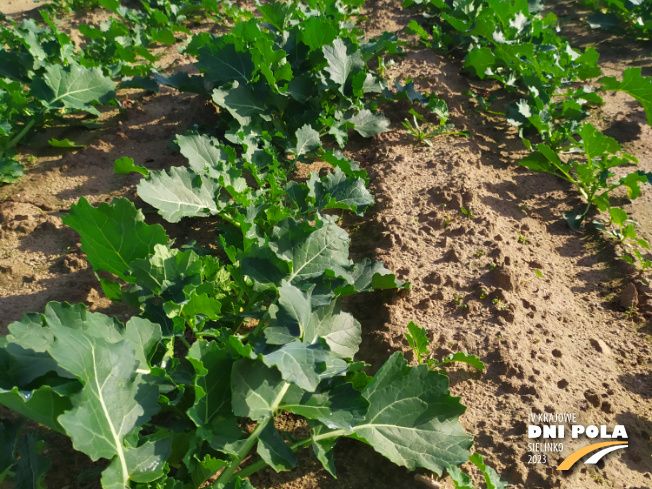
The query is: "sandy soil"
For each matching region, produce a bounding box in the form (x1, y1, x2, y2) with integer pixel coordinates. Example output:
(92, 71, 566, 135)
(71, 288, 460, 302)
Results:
(0, 1, 650, 488)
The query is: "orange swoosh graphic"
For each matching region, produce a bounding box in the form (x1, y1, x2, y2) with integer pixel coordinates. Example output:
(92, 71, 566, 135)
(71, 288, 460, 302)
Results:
(557, 441, 628, 470)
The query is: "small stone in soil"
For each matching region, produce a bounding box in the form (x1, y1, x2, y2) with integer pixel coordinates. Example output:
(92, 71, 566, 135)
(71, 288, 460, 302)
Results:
(589, 338, 611, 356)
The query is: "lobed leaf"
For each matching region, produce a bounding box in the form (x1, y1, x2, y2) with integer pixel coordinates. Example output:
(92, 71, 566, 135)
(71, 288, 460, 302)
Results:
(63, 197, 168, 282)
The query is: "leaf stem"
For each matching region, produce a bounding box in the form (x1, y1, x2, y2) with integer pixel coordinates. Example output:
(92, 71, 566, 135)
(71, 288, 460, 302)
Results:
(2, 118, 37, 156)
(210, 382, 291, 488)
(234, 436, 315, 479)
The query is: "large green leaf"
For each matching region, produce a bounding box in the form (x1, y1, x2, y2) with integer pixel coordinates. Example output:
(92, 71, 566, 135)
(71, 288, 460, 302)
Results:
(262, 341, 347, 392)
(30, 63, 115, 113)
(176, 134, 230, 174)
(196, 43, 255, 86)
(323, 38, 364, 93)
(346, 353, 472, 475)
(62, 198, 169, 282)
(186, 340, 234, 428)
(300, 17, 338, 51)
(347, 109, 390, 137)
(578, 123, 620, 161)
(279, 382, 368, 431)
(303, 300, 361, 359)
(282, 217, 353, 283)
(258, 2, 296, 31)
(231, 359, 286, 421)
(265, 281, 312, 344)
(45, 319, 159, 487)
(342, 258, 407, 294)
(137, 166, 221, 223)
(0, 384, 72, 433)
(128, 245, 202, 299)
(256, 424, 297, 472)
(292, 124, 321, 157)
(212, 81, 267, 125)
(102, 439, 172, 488)
(308, 169, 374, 216)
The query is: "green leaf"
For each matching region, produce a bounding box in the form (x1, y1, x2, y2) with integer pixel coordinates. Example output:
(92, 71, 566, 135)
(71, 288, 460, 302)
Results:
(308, 169, 374, 216)
(128, 245, 202, 298)
(176, 134, 229, 174)
(0, 385, 72, 433)
(102, 440, 172, 487)
(312, 436, 337, 477)
(469, 453, 508, 489)
(405, 321, 430, 364)
(587, 12, 619, 30)
(123, 317, 161, 370)
(600, 68, 652, 125)
(348, 109, 390, 137)
(175, 134, 247, 191)
(447, 463, 473, 489)
(179, 291, 223, 321)
(114, 156, 149, 177)
(300, 17, 338, 51)
(30, 63, 115, 113)
(187, 340, 233, 428)
(48, 138, 86, 149)
(563, 210, 585, 230)
(223, 476, 255, 489)
(262, 341, 347, 391)
(212, 81, 267, 125)
(609, 207, 628, 226)
(321, 150, 367, 179)
(187, 454, 228, 488)
(14, 432, 50, 489)
(285, 216, 353, 284)
(196, 43, 255, 86)
(256, 424, 297, 472)
(265, 281, 312, 344)
(578, 123, 620, 161)
(303, 300, 361, 359)
(122, 439, 171, 483)
(280, 382, 368, 431)
(62, 197, 169, 282)
(323, 38, 364, 93)
(0, 158, 24, 185)
(231, 359, 285, 421)
(137, 167, 221, 223)
(258, 2, 296, 31)
(46, 320, 159, 487)
(292, 124, 321, 157)
(434, 352, 485, 371)
(465, 47, 495, 79)
(346, 352, 472, 474)
(336, 258, 407, 295)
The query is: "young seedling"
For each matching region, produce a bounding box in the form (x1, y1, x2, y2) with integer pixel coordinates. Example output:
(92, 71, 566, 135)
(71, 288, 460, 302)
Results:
(405, 322, 484, 371)
(453, 293, 468, 309)
(402, 109, 469, 146)
(460, 207, 474, 218)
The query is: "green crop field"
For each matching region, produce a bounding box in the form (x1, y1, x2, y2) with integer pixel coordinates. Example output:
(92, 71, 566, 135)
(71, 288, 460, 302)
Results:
(0, 0, 650, 488)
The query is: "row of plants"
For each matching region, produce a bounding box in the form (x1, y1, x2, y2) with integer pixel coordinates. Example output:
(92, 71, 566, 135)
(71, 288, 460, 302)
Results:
(1, 1, 506, 488)
(583, 0, 652, 39)
(0, 0, 244, 184)
(405, 0, 652, 279)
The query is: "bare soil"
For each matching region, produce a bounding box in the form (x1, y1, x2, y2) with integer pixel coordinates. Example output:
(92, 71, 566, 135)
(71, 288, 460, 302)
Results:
(0, 1, 650, 489)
